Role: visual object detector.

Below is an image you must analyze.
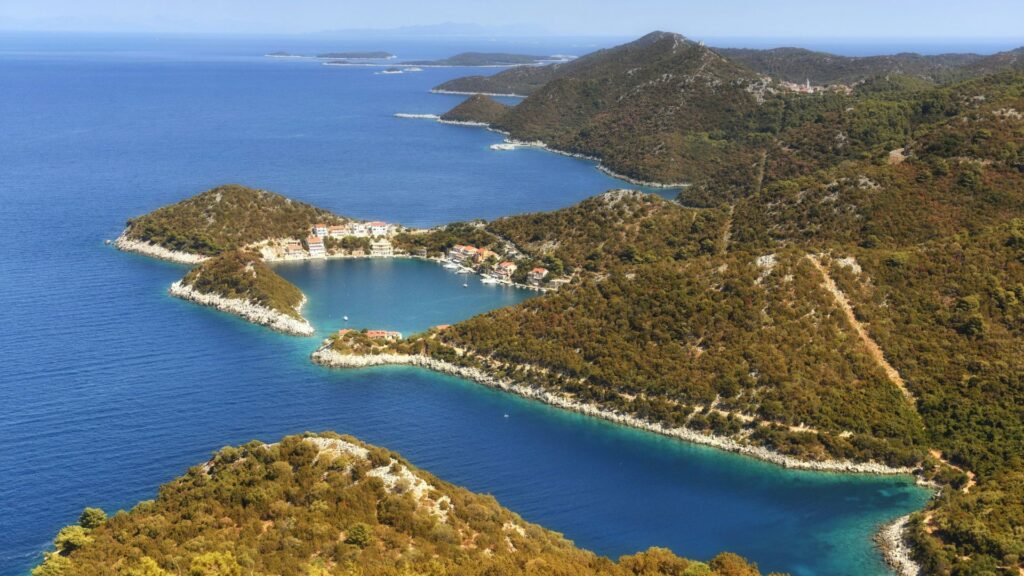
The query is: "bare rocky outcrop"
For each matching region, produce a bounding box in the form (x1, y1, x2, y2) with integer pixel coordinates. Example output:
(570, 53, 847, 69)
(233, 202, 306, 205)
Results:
(876, 515, 922, 576)
(170, 281, 314, 336)
(115, 234, 208, 265)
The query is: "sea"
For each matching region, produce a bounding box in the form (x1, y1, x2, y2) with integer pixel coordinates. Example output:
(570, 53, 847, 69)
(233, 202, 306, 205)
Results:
(5, 31, 1000, 576)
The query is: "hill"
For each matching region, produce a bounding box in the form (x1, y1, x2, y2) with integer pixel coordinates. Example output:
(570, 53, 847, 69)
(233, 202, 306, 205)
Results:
(32, 433, 766, 576)
(171, 250, 314, 335)
(119, 184, 344, 257)
(439, 93, 509, 124)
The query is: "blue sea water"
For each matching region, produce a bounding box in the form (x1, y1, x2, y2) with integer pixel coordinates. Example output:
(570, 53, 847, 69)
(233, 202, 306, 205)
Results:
(0, 34, 932, 576)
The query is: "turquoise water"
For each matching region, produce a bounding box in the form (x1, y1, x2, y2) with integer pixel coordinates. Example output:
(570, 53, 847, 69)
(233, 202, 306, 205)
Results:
(0, 33, 931, 576)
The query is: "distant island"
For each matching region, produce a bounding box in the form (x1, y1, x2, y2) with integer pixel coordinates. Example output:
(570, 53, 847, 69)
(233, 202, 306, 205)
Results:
(32, 432, 764, 576)
(265, 50, 395, 59)
(403, 52, 568, 67)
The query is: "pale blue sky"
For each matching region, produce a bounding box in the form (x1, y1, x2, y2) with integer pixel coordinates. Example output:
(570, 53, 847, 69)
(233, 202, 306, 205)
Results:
(1, 0, 1022, 39)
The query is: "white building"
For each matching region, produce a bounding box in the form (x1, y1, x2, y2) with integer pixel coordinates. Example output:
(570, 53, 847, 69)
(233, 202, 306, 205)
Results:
(328, 225, 347, 239)
(495, 261, 517, 280)
(284, 242, 305, 260)
(307, 235, 326, 258)
(368, 221, 391, 237)
(528, 267, 549, 284)
(370, 238, 394, 257)
(313, 223, 328, 237)
(347, 222, 369, 238)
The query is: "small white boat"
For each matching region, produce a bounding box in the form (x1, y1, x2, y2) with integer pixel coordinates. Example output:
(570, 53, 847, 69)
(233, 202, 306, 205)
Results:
(343, 315, 349, 321)
(480, 276, 499, 284)
(463, 283, 469, 288)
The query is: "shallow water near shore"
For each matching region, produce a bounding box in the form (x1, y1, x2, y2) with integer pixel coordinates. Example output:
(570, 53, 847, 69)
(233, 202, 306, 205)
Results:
(0, 33, 932, 576)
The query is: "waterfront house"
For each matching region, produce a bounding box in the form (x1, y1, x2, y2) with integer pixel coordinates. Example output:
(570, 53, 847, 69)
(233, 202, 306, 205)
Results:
(370, 238, 394, 257)
(307, 235, 326, 258)
(495, 261, 517, 281)
(368, 221, 391, 237)
(313, 223, 328, 237)
(366, 329, 402, 341)
(328, 225, 348, 238)
(283, 242, 305, 259)
(528, 267, 549, 284)
(449, 245, 478, 263)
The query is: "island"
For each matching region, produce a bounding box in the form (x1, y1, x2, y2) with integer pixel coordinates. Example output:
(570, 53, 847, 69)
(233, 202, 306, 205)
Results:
(31, 433, 765, 576)
(416, 31, 1024, 574)
(265, 50, 395, 59)
(403, 52, 565, 67)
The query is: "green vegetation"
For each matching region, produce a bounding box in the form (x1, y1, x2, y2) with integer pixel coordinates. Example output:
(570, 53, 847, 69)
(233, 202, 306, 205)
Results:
(413, 37, 1024, 573)
(33, 433, 769, 576)
(181, 250, 306, 319)
(439, 94, 509, 124)
(123, 184, 344, 256)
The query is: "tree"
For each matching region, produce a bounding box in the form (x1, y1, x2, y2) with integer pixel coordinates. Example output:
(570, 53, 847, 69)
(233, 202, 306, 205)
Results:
(124, 557, 171, 576)
(189, 551, 242, 576)
(53, 525, 91, 554)
(344, 522, 373, 548)
(78, 507, 106, 529)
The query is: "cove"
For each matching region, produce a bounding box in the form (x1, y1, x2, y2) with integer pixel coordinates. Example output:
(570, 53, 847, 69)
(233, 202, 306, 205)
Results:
(0, 34, 932, 576)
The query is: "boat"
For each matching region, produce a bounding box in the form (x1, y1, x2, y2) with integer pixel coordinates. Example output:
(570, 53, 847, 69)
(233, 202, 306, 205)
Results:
(443, 262, 460, 269)
(480, 276, 499, 284)
(343, 315, 349, 321)
(463, 283, 469, 288)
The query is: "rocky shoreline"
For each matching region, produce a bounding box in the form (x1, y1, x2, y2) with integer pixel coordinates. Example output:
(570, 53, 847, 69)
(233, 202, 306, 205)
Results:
(170, 281, 314, 336)
(114, 234, 208, 265)
(876, 515, 922, 576)
(310, 349, 919, 476)
(430, 89, 528, 98)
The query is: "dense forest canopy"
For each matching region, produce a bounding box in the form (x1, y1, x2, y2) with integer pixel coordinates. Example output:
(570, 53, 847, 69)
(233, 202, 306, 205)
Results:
(33, 433, 770, 576)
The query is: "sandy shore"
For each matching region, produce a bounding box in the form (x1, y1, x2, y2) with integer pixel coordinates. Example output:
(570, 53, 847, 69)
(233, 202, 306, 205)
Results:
(114, 234, 208, 265)
(311, 349, 918, 476)
(170, 281, 314, 336)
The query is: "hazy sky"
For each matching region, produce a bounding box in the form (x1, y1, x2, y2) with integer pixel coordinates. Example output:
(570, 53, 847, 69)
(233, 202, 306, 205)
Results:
(2, 0, 1023, 39)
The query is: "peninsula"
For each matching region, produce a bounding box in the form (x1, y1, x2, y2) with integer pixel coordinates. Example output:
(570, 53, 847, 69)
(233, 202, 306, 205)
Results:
(32, 433, 765, 576)
(402, 52, 565, 67)
(402, 31, 1024, 574)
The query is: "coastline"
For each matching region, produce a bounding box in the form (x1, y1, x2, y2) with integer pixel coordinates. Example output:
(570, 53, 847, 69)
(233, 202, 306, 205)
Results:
(409, 112, 689, 190)
(170, 280, 314, 336)
(875, 515, 922, 576)
(114, 234, 208, 265)
(310, 349, 919, 476)
(430, 88, 529, 98)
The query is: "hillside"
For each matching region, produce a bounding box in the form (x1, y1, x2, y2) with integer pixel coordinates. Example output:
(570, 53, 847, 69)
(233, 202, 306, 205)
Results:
(32, 433, 766, 576)
(179, 250, 304, 318)
(439, 93, 509, 124)
(715, 47, 983, 85)
(121, 184, 344, 256)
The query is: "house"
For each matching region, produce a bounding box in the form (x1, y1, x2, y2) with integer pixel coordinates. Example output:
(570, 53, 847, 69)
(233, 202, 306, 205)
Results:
(370, 238, 393, 257)
(328, 225, 348, 238)
(347, 222, 369, 237)
(494, 261, 517, 281)
(368, 221, 391, 237)
(449, 245, 478, 262)
(474, 248, 498, 263)
(283, 242, 305, 259)
(336, 329, 354, 336)
(528, 267, 549, 284)
(307, 235, 326, 258)
(433, 324, 451, 332)
(313, 223, 328, 237)
(366, 329, 402, 341)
